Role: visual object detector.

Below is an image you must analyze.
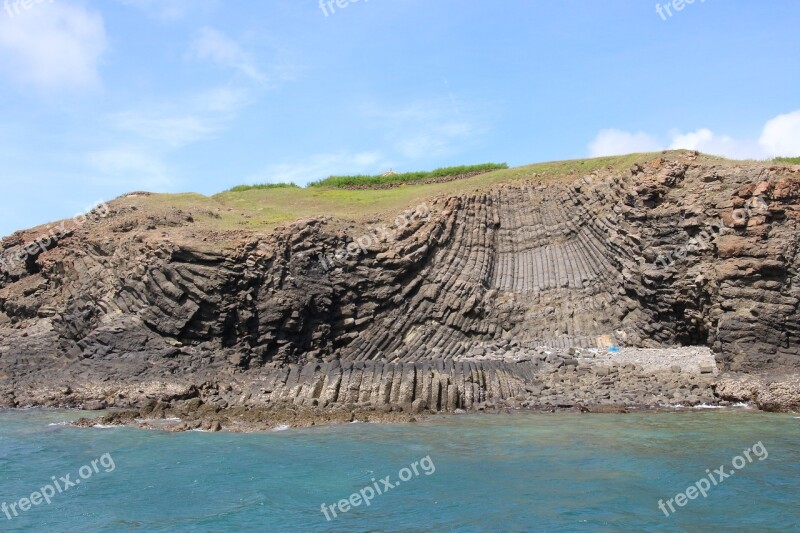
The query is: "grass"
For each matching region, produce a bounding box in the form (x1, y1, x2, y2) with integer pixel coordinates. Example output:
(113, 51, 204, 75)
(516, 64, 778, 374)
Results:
(117, 150, 725, 241)
(308, 163, 509, 188)
(774, 157, 800, 164)
(224, 183, 300, 193)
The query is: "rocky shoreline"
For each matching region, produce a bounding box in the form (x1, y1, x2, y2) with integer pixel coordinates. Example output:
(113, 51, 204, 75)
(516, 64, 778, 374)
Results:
(64, 402, 742, 434)
(14, 346, 800, 433)
(63, 369, 799, 434)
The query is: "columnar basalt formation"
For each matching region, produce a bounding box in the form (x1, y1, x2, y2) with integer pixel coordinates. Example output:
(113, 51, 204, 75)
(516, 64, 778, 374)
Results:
(1, 153, 799, 422)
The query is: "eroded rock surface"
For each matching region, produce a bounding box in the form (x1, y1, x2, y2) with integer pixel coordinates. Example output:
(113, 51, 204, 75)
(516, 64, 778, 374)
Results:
(2, 153, 799, 427)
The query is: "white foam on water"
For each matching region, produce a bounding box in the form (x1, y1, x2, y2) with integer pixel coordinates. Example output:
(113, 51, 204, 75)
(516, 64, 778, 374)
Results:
(272, 424, 291, 432)
(47, 421, 68, 427)
(92, 424, 118, 429)
(693, 403, 754, 409)
(664, 403, 750, 410)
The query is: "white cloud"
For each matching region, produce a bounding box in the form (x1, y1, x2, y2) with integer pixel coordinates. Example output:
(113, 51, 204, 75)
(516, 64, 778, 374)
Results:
(669, 128, 763, 160)
(0, 2, 107, 91)
(189, 27, 266, 83)
(588, 129, 662, 157)
(760, 110, 800, 157)
(245, 152, 388, 186)
(669, 128, 714, 150)
(588, 110, 800, 160)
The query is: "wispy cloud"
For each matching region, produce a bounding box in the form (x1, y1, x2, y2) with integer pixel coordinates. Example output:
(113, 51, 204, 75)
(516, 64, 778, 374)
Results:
(189, 27, 266, 84)
(245, 151, 388, 186)
(588, 110, 800, 159)
(110, 114, 218, 149)
(0, 2, 107, 91)
(107, 86, 251, 148)
(118, 0, 217, 21)
(395, 122, 476, 159)
(87, 146, 171, 189)
(194, 86, 253, 113)
(362, 99, 484, 160)
(93, 86, 253, 190)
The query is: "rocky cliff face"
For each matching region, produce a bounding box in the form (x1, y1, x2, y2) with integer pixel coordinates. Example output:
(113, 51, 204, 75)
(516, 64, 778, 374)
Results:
(1, 153, 799, 420)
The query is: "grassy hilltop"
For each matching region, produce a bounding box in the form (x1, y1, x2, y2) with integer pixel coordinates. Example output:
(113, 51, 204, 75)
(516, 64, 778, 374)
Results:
(113, 152, 798, 237)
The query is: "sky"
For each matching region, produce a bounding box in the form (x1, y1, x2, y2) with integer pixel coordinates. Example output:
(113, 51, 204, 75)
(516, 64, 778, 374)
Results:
(1, 0, 799, 237)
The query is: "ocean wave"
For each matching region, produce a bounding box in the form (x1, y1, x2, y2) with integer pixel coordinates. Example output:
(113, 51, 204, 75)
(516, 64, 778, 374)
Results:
(664, 402, 753, 410)
(272, 424, 291, 432)
(693, 403, 753, 409)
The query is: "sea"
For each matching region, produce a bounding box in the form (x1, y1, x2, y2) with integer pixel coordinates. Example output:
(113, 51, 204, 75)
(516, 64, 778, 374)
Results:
(1, 409, 798, 532)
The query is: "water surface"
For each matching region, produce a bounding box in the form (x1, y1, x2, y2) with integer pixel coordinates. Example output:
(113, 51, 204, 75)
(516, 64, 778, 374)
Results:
(1, 409, 798, 532)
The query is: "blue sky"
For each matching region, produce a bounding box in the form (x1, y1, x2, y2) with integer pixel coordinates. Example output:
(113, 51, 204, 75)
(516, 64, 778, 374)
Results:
(1, 0, 799, 237)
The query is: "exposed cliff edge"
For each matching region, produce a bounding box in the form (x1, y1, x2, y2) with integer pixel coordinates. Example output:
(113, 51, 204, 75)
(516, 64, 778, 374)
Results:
(2, 152, 799, 430)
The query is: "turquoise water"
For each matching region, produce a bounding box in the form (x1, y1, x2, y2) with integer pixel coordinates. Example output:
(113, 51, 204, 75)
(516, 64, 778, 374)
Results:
(1, 410, 799, 532)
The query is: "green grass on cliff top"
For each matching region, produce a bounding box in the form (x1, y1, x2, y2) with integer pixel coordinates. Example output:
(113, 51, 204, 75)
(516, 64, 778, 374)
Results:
(308, 163, 509, 188)
(125, 151, 763, 234)
(224, 182, 300, 193)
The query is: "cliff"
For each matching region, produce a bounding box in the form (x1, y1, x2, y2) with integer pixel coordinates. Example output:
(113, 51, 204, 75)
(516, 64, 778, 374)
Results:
(2, 151, 799, 429)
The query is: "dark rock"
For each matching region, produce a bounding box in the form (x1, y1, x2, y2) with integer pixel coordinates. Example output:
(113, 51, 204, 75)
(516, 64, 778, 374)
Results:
(1, 153, 799, 416)
(82, 400, 106, 411)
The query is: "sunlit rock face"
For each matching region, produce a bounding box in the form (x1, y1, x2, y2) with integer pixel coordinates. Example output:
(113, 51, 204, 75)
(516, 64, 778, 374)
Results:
(1, 155, 799, 412)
